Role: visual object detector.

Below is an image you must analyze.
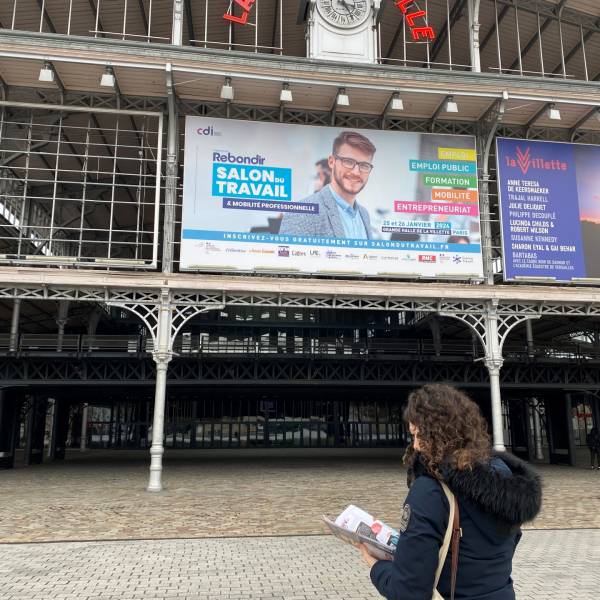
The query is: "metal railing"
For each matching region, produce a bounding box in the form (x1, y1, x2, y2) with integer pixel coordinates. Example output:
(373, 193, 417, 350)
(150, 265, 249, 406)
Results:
(15, 333, 139, 353)
(1, 0, 172, 43)
(3, 332, 599, 362)
(1, 1, 599, 81)
(0, 333, 10, 351)
(167, 335, 480, 357)
(19, 333, 80, 352)
(84, 418, 405, 449)
(81, 335, 140, 353)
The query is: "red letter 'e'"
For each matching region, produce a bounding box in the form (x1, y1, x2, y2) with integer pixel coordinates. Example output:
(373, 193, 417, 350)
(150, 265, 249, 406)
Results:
(411, 26, 436, 41)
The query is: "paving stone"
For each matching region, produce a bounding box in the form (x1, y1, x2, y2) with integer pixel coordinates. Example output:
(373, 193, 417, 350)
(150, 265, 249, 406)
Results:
(1, 449, 599, 597)
(1, 449, 600, 543)
(0, 532, 598, 599)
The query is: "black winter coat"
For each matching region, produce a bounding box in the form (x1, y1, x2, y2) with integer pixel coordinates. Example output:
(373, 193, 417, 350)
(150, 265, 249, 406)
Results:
(370, 452, 542, 600)
(586, 430, 600, 450)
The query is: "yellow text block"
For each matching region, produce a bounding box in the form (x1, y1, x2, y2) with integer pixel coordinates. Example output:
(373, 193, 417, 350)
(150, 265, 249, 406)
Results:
(438, 147, 477, 162)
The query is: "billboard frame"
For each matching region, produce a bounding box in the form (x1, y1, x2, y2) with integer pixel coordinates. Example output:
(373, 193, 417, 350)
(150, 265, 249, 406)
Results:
(180, 117, 484, 282)
(496, 136, 600, 286)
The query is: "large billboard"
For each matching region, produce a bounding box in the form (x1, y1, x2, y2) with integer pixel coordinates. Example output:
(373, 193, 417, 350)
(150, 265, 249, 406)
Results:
(497, 138, 600, 282)
(181, 117, 483, 278)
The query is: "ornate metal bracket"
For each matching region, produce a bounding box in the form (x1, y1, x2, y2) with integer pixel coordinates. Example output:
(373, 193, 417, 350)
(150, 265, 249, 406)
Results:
(440, 300, 541, 364)
(107, 289, 224, 357)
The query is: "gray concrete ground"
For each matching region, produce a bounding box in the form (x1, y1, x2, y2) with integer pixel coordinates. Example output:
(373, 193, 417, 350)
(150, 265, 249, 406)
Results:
(1, 530, 598, 600)
(2, 449, 600, 599)
(2, 449, 600, 543)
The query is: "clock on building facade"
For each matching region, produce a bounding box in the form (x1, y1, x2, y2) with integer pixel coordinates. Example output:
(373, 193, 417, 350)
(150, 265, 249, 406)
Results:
(306, 0, 381, 64)
(316, 0, 370, 29)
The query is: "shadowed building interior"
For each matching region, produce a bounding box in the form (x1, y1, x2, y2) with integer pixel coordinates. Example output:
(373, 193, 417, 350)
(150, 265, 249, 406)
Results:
(1, 0, 600, 485)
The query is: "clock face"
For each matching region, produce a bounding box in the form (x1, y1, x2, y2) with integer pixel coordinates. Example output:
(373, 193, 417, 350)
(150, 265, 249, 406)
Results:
(316, 0, 370, 29)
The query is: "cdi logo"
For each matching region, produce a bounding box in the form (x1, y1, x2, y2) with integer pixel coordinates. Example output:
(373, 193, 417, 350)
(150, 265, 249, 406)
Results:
(197, 125, 222, 136)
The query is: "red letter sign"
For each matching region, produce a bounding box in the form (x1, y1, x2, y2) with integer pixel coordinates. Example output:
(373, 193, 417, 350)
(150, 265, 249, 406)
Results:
(223, 0, 256, 25)
(392, 0, 436, 41)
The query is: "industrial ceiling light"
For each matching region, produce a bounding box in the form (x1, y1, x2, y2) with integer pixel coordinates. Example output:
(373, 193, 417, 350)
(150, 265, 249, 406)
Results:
(337, 88, 350, 107)
(100, 67, 115, 88)
(220, 77, 234, 100)
(547, 103, 561, 120)
(391, 92, 404, 111)
(38, 62, 54, 83)
(280, 83, 293, 103)
(445, 96, 459, 113)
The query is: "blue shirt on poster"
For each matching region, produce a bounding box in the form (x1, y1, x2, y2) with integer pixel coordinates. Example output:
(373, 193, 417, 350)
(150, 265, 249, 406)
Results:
(329, 185, 368, 240)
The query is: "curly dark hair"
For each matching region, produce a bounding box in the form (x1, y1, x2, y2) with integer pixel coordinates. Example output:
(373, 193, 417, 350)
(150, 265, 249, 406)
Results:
(403, 384, 491, 475)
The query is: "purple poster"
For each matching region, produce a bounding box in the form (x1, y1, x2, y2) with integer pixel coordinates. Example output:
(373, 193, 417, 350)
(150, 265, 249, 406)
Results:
(496, 138, 600, 282)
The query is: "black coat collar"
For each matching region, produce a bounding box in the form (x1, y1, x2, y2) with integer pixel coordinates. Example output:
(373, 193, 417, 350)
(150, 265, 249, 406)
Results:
(409, 451, 542, 527)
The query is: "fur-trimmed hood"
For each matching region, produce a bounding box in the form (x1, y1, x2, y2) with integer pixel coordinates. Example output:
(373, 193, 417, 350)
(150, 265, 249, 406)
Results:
(410, 451, 542, 527)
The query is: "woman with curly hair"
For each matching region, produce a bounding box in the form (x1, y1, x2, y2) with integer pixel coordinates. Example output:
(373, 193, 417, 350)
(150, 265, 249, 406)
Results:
(358, 384, 542, 600)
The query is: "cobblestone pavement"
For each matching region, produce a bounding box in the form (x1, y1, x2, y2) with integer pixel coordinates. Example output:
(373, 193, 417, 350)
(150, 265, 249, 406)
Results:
(1, 449, 600, 543)
(1, 529, 598, 599)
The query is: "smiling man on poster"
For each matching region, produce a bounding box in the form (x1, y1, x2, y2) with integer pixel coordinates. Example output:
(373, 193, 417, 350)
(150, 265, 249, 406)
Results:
(279, 131, 375, 239)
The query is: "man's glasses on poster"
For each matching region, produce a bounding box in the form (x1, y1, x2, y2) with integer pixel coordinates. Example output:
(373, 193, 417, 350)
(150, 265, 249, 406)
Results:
(334, 154, 374, 173)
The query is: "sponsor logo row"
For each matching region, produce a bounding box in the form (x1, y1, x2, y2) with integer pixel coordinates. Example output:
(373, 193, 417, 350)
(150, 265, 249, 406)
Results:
(198, 242, 473, 265)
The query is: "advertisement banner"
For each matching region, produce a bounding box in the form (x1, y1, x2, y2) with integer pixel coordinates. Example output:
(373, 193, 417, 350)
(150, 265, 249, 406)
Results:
(181, 117, 483, 278)
(496, 138, 600, 282)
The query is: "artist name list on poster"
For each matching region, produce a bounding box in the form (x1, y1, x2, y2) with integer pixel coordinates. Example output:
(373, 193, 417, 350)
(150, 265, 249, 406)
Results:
(507, 178, 574, 268)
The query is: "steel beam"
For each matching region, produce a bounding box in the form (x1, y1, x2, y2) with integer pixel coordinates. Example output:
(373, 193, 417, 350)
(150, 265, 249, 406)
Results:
(3, 267, 600, 313)
(525, 101, 552, 131)
(494, 0, 600, 31)
(9, 299, 20, 352)
(569, 107, 600, 141)
(271, 0, 281, 53)
(147, 289, 171, 492)
(137, 0, 150, 37)
(428, 0, 468, 64)
(479, 4, 510, 54)
(1, 30, 600, 103)
(507, 0, 569, 74)
(87, 0, 106, 38)
(35, 0, 57, 34)
(161, 64, 178, 273)
(549, 17, 600, 76)
(184, 0, 195, 46)
(2, 356, 600, 388)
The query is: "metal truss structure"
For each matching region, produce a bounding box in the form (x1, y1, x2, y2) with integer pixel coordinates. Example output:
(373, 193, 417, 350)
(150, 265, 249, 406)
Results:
(4, 88, 600, 279)
(2, 355, 600, 389)
(5, 282, 600, 318)
(0, 99, 163, 268)
(2, 2, 600, 487)
(3, 0, 600, 79)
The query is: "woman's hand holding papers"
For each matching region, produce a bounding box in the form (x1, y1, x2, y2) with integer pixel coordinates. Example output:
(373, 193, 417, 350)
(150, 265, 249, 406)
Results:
(357, 543, 392, 568)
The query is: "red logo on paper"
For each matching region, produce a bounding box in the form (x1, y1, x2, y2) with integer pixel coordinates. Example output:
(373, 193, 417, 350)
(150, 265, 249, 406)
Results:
(418, 255, 437, 263)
